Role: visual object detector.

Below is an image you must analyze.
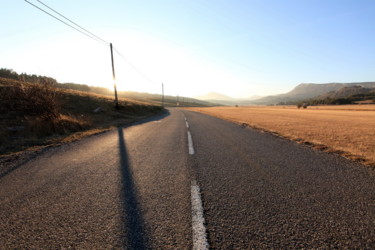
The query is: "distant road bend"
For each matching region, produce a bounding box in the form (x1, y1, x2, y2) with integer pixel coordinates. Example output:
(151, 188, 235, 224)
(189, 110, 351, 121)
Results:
(0, 108, 374, 248)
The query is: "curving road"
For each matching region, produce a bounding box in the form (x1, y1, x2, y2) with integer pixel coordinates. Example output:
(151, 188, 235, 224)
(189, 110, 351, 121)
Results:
(0, 108, 374, 248)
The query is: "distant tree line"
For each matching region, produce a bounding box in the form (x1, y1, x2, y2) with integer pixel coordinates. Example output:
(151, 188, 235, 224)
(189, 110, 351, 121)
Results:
(57, 82, 91, 92)
(0, 68, 58, 85)
(306, 92, 375, 105)
(55, 83, 112, 96)
(276, 101, 297, 106)
(276, 92, 375, 107)
(0, 68, 112, 96)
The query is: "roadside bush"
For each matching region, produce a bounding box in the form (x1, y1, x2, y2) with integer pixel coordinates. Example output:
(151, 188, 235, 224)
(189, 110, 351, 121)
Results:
(297, 103, 308, 109)
(0, 82, 61, 120)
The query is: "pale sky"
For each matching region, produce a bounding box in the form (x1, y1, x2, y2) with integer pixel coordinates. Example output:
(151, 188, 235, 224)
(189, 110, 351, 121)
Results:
(1, 0, 374, 98)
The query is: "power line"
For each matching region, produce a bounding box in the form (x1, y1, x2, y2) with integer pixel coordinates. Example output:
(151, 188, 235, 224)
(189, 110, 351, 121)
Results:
(24, 0, 108, 46)
(24, 0, 159, 89)
(113, 47, 159, 85)
(35, 0, 109, 45)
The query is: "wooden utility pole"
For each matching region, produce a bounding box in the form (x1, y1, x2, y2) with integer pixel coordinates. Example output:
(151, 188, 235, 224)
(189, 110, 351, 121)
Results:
(110, 43, 119, 109)
(162, 83, 165, 107)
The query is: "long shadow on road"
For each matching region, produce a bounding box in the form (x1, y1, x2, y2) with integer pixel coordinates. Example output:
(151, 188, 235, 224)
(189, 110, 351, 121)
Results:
(118, 127, 149, 249)
(0, 110, 170, 180)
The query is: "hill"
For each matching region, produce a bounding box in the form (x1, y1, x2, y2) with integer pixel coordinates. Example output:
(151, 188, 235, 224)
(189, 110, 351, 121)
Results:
(117, 91, 216, 107)
(195, 92, 235, 101)
(0, 77, 163, 156)
(251, 82, 375, 105)
(0, 68, 213, 108)
(308, 86, 375, 105)
(58, 83, 214, 107)
(195, 92, 262, 106)
(316, 86, 375, 100)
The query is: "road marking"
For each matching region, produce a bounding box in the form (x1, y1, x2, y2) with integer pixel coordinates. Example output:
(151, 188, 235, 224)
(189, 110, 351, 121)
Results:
(191, 180, 209, 250)
(187, 131, 195, 155)
(186, 121, 189, 128)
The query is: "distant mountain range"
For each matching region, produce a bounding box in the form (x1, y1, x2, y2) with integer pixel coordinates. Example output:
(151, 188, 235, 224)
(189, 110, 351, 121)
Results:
(196, 82, 375, 105)
(252, 82, 375, 105)
(195, 92, 235, 101)
(194, 92, 261, 105)
(316, 85, 375, 100)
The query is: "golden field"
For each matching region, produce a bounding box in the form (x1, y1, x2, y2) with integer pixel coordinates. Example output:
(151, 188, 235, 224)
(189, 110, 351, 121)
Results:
(186, 105, 375, 166)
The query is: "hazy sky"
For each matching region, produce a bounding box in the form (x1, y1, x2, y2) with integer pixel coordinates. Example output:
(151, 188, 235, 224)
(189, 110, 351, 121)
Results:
(1, 0, 374, 98)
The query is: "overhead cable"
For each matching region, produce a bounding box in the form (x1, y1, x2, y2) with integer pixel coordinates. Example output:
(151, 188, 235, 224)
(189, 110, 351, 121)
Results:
(114, 47, 158, 85)
(24, 0, 108, 46)
(24, 0, 158, 85)
(36, 0, 109, 45)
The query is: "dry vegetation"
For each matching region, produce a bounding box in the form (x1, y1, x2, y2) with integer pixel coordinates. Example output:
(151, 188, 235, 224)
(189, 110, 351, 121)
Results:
(0, 77, 163, 157)
(187, 105, 375, 167)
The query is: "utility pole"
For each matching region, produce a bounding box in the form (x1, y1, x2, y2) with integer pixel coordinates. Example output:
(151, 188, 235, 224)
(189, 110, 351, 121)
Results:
(110, 43, 119, 109)
(177, 95, 179, 107)
(162, 83, 165, 108)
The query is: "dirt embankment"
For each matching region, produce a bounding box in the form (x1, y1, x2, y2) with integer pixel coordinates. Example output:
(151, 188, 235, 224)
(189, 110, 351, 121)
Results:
(0, 77, 163, 159)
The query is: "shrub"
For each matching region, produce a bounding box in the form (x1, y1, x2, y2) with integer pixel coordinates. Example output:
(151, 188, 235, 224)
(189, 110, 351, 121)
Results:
(0, 82, 61, 120)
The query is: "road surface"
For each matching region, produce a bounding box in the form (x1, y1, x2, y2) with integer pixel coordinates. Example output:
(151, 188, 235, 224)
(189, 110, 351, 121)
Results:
(0, 108, 374, 248)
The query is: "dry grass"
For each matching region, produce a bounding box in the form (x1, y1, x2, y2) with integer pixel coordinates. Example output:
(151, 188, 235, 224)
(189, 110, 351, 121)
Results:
(186, 105, 375, 167)
(0, 77, 163, 156)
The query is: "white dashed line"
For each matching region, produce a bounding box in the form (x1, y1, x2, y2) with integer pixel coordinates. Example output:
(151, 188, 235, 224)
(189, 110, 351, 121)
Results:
(187, 131, 195, 155)
(191, 180, 209, 250)
(185, 116, 208, 248)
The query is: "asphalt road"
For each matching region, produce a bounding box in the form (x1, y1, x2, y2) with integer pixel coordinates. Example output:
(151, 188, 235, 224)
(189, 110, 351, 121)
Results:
(0, 108, 374, 249)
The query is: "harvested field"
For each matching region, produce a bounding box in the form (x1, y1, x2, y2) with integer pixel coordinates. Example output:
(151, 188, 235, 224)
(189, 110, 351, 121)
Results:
(186, 105, 375, 166)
